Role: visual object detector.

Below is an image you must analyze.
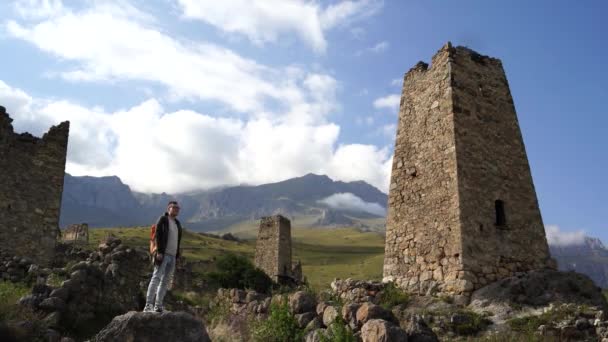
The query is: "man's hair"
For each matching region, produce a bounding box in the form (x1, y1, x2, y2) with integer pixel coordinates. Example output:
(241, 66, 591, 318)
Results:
(167, 201, 178, 207)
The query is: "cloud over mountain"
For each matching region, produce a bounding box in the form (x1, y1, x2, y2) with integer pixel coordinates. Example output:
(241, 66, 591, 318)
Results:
(318, 192, 386, 216)
(545, 225, 586, 246)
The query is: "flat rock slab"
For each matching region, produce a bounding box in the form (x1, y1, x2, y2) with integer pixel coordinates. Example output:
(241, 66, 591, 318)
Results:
(471, 269, 607, 309)
(93, 311, 210, 342)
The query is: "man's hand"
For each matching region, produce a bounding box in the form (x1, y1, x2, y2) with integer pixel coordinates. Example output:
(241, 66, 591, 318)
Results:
(155, 252, 164, 262)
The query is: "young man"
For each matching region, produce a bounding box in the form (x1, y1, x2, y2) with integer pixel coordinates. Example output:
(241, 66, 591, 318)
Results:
(143, 201, 183, 312)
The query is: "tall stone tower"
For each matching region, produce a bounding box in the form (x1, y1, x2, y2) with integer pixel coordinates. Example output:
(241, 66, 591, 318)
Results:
(383, 43, 554, 297)
(254, 215, 292, 283)
(0, 105, 70, 265)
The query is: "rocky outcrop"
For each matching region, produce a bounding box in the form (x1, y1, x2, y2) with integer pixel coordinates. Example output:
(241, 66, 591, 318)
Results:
(93, 311, 210, 342)
(469, 269, 608, 317)
(18, 235, 149, 332)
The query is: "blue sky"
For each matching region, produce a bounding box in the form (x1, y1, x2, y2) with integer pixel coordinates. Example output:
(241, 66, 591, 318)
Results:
(0, 1, 605, 244)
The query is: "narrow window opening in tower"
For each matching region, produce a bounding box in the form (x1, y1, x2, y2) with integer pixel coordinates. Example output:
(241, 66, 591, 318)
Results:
(495, 200, 506, 226)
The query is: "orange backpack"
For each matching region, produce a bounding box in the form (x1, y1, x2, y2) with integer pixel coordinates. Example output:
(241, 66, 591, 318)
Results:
(149, 224, 157, 255)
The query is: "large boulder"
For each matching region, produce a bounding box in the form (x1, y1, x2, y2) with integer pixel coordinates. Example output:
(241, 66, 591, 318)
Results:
(356, 303, 397, 327)
(289, 291, 316, 314)
(93, 311, 210, 342)
(360, 319, 408, 342)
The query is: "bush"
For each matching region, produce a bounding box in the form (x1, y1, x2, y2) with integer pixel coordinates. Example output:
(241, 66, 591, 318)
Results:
(0, 281, 48, 341)
(250, 302, 304, 342)
(204, 253, 274, 293)
(378, 282, 409, 309)
(449, 310, 491, 336)
(0, 281, 31, 321)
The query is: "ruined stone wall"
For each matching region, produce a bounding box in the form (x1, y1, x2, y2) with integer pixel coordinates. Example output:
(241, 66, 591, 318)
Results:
(0, 106, 69, 265)
(383, 43, 464, 295)
(63, 223, 89, 244)
(450, 47, 553, 290)
(254, 215, 292, 282)
(383, 43, 552, 297)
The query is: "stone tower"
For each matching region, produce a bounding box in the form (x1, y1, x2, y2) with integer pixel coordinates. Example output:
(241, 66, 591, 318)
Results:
(0, 105, 70, 265)
(254, 215, 292, 283)
(383, 43, 554, 297)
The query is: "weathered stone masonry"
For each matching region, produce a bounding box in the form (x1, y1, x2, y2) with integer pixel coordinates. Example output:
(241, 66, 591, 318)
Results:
(383, 43, 554, 296)
(0, 105, 69, 265)
(254, 215, 293, 282)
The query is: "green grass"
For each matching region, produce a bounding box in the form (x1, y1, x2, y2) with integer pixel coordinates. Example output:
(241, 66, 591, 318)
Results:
(377, 282, 410, 309)
(508, 304, 583, 333)
(83, 225, 385, 290)
(0, 281, 30, 320)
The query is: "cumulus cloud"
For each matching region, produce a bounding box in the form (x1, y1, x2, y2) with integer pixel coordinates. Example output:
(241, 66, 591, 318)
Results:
(373, 94, 400, 111)
(0, 80, 393, 194)
(176, 0, 383, 53)
(545, 225, 586, 246)
(4, 1, 336, 116)
(318, 192, 386, 216)
(1, 2, 393, 194)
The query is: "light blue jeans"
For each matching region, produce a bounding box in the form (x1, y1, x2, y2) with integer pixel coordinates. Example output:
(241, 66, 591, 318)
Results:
(145, 254, 175, 307)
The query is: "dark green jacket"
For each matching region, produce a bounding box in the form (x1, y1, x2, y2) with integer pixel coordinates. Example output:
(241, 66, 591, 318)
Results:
(153, 213, 183, 264)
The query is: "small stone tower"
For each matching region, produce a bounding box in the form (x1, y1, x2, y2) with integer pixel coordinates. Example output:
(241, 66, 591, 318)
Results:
(0, 105, 70, 265)
(254, 215, 292, 283)
(63, 223, 90, 244)
(383, 43, 554, 297)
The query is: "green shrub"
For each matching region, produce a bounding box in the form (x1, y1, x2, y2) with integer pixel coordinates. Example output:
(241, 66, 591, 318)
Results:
(449, 310, 491, 336)
(206, 299, 231, 326)
(321, 316, 356, 342)
(250, 302, 304, 342)
(204, 253, 274, 293)
(378, 282, 409, 309)
(46, 273, 68, 288)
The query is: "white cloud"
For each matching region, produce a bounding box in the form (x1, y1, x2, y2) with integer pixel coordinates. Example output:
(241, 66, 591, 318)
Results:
(4, 2, 335, 116)
(545, 225, 586, 246)
(373, 94, 400, 111)
(1, 2, 393, 194)
(13, 0, 65, 20)
(356, 40, 389, 56)
(391, 78, 402, 86)
(0, 80, 393, 194)
(326, 144, 392, 192)
(318, 192, 386, 216)
(176, 0, 383, 53)
(370, 41, 389, 53)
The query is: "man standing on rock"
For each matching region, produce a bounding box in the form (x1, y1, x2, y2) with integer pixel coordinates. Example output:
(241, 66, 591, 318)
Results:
(143, 201, 183, 313)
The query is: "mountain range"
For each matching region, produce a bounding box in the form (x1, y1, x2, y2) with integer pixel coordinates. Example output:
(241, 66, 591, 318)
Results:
(59, 173, 388, 231)
(550, 237, 608, 288)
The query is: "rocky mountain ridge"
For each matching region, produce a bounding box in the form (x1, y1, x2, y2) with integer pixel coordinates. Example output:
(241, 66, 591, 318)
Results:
(59, 173, 388, 230)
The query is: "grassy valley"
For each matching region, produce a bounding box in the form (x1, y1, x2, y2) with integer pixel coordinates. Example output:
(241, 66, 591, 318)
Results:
(86, 223, 385, 290)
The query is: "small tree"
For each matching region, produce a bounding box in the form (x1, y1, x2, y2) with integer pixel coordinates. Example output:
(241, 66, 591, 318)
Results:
(205, 253, 274, 293)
